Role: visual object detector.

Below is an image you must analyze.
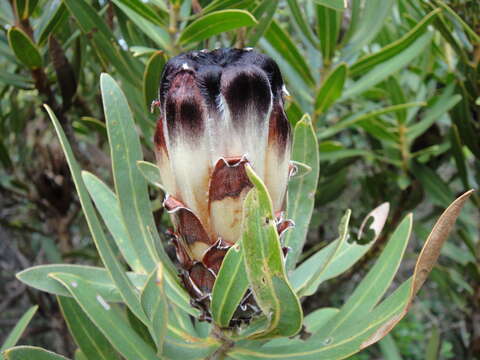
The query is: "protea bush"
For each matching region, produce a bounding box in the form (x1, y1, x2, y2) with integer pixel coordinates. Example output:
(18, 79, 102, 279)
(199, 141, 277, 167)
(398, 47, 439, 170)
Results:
(3, 49, 472, 360)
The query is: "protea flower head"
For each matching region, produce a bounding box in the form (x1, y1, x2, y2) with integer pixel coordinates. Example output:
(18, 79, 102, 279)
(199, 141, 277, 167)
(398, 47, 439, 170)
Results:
(154, 48, 293, 324)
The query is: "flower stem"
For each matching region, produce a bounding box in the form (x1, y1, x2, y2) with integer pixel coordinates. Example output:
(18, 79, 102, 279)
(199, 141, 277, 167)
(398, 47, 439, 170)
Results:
(206, 325, 234, 360)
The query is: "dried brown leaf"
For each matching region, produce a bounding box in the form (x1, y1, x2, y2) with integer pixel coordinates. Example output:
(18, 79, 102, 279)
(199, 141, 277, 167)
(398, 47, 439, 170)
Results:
(361, 189, 474, 349)
(358, 202, 390, 242)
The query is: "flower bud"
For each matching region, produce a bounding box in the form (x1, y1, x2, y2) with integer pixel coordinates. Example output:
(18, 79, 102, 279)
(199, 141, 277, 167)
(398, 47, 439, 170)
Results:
(154, 48, 292, 323)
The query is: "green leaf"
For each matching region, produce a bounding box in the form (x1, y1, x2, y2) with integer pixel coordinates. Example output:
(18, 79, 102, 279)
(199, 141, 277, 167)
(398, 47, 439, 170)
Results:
(141, 266, 168, 355)
(241, 165, 303, 339)
(313, 0, 345, 11)
(451, 86, 480, 159)
(17, 264, 145, 302)
(179, 10, 257, 45)
(265, 307, 339, 347)
(342, 33, 433, 100)
(63, 0, 139, 85)
(49, 273, 158, 360)
(36, 1, 68, 45)
(407, 92, 461, 141)
(7, 27, 42, 69)
(293, 210, 351, 297)
(349, 9, 441, 76)
(211, 244, 248, 327)
(44, 105, 147, 324)
(112, 1, 171, 50)
(383, 77, 407, 123)
(264, 21, 315, 87)
(284, 115, 320, 271)
(315, 63, 347, 115)
(304, 308, 339, 333)
(125, 309, 156, 350)
(410, 163, 453, 208)
(17, 264, 198, 317)
(100, 73, 174, 275)
(228, 289, 405, 360)
(203, 0, 255, 14)
(136, 161, 164, 190)
(82, 172, 143, 273)
(0, 138, 13, 169)
(1, 306, 38, 351)
(74, 350, 87, 360)
(0, 71, 33, 89)
(3, 346, 69, 360)
(286, 0, 318, 48)
(425, 325, 440, 360)
(130, 46, 158, 58)
(357, 117, 398, 143)
(341, 0, 395, 59)
(449, 125, 469, 189)
(378, 334, 402, 360)
(112, 0, 167, 27)
(316, 4, 342, 63)
(433, 0, 480, 43)
(58, 296, 119, 360)
(14, 0, 39, 20)
(246, 0, 278, 47)
(319, 215, 412, 336)
(143, 52, 166, 109)
(318, 102, 425, 140)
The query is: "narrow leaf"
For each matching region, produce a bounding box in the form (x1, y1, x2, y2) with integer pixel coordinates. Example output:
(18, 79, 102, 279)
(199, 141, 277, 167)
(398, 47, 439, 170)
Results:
(58, 296, 118, 360)
(211, 244, 248, 327)
(315, 63, 347, 115)
(44, 105, 147, 324)
(263, 21, 315, 87)
(341, 0, 395, 59)
(143, 52, 166, 109)
(316, 4, 341, 63)
(321, 214, 412, 336)
(17, 264, 145, 302)
(287, 0, 318, 48)
(136, 161, 164, 190)
(3, 346, 69, 360)
(1, 306, 38, 351)
(313, 0, 345, 11)
(319, 102, 425, 140)
(349, 10, 441, 76)
(284, 115, 320, 271)
(49, 273, 158, 360)
(141, 266, 168, 355)
(36, 1, 68, 45)
(63, 0, 139, 85)
(17, 264, 198, 317)
(112, 1, 171, 50)
(82, 172, 144, 273)
(293, 210, 351, 297)
(241, 165, 303, 339)
(179, 10, 257, 45)
(342, 33, 433, 100)
(101, 73, 175, 276)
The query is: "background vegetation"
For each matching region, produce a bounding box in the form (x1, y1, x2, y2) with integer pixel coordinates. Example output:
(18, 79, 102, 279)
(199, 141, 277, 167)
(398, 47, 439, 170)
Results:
(0, 0, 479, 358)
